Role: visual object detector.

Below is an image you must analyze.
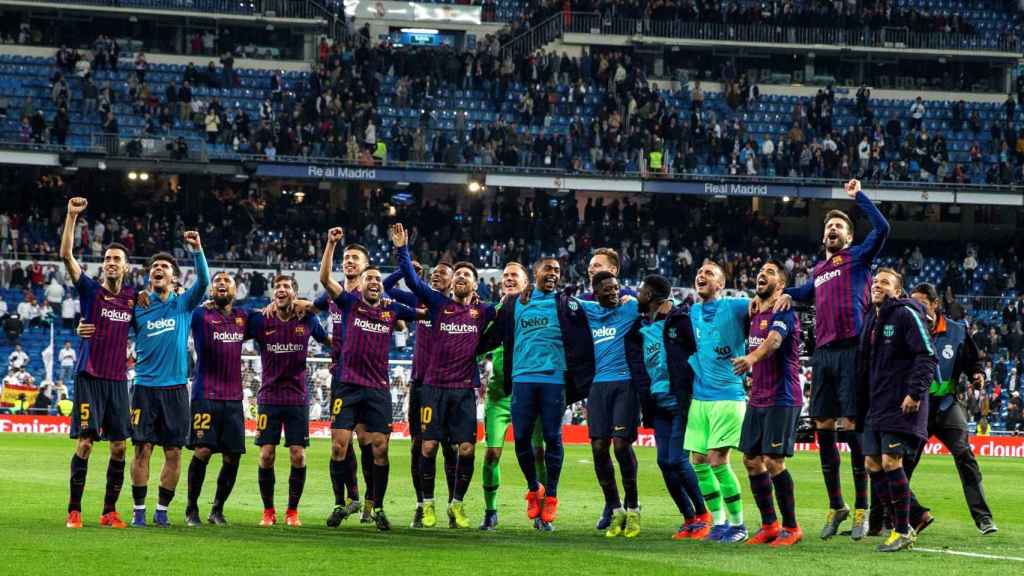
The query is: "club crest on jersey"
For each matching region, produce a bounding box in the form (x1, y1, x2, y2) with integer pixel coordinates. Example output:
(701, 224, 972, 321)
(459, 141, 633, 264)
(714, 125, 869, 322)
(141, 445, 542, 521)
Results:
(832, 255, 844, 266)
(294, 326, 306, 335)
(668, 327, 677, 339)
(883, 324, 895, 338)
(568, 300, 579, 311)
(469, 308, 480, 319)
(760, 319, 768, 330)
(235, 317, 245, 327)
(381, 311, 392, 321)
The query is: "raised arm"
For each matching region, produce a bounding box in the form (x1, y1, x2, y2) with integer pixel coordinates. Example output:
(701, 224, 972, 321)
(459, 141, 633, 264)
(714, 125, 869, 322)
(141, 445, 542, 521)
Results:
(391, 224, 445, 308)
(319, 227, 345, 299)
(60, 197, 87, 283)
(382, 269, 418, 308)
(782, 274, 814, 304)
(848, 180, 890, 262)
(181, 231, 211, 310)
(732, 311, 792, 375)
(308, 315, 330, 346)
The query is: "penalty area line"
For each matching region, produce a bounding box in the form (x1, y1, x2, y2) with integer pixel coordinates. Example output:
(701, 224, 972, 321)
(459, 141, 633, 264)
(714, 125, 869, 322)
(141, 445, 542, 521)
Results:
(916, 547, 1024, 562)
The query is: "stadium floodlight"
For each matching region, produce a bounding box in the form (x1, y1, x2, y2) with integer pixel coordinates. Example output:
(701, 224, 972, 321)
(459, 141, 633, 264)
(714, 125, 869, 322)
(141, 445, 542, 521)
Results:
(127, 172, 138, 181)
(782, 195, 791, 202)
(467, 175, 485, 193)
(139, 172, 150, 181)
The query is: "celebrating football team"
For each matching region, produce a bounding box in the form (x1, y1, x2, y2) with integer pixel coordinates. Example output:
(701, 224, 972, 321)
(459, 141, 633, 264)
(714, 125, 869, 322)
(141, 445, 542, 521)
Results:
(58, 178, 998, 551)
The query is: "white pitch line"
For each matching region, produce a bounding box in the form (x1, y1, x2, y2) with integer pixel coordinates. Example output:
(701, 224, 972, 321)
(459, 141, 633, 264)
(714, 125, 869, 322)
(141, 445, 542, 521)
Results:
(917, 547, 1024, 562)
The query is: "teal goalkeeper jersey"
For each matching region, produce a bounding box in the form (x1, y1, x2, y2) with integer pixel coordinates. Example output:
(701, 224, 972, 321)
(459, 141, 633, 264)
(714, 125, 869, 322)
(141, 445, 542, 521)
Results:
(579, 298, 639, 383)
(133, 251, 210, 387)
(688, 297, 749, 402)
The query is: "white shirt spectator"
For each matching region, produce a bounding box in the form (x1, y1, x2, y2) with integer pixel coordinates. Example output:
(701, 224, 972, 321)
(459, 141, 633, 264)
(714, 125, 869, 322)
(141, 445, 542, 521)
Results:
(235, 281, 249, 301)
(0, 296, 7, 316)
(45, 279, 65, 305)
(41, 344, 53, 381)
(59, 346, 76, 368)
(61, 297, 77, 321)
(9, 348, 28, 369)
(761, 138, 774, 157)
(17, 300, 36, 321)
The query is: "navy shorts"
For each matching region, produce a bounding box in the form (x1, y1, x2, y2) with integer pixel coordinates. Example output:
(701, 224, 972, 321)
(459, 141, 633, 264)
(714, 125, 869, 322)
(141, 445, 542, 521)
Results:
(255, 404, 309, 447)
(407, 379, 424, 438)
(331, 382, 392, 434)
(131, 385, 190, 447)
(188, 399, 246, 454)
(421, 385, 477, 444)
(587, 380, 639, 440)
(810, 340, 858, 420)
(70, 374, 131, 442)
(862, 426, 920, 458)
(740, 405, 801, 457)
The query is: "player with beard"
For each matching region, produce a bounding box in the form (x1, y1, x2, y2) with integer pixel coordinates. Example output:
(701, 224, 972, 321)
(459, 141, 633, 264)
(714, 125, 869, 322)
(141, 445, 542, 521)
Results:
(775, 179, 890, 540)
(390, 223, 496, 529)
(61, 197, 135, 529)
(315, 238, 373, 523)
(182, 272, 254, 526)
(381, 256, 461, 527)
(855, 269, 936, 552)
(626, 275, 711, 541)
(321, 228, 418, 531)
(733, 261, 804, 547)
(250, 275, 330, 528)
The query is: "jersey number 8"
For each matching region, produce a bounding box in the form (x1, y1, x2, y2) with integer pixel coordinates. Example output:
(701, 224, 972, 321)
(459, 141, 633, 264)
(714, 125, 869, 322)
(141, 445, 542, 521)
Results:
(332, 398, 343, 416)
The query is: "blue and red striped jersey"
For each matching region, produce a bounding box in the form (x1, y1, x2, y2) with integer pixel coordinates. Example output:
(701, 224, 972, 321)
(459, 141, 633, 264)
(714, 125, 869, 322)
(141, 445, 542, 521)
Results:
(333, 291, 417, 389)
(396, 246, 495, 389)
(785, 191, 890, 346)
(190, 306, 250, 401)
(248, 312, 329, 405)
(747, 309, 802, 408)
(74, 274, 135, 381)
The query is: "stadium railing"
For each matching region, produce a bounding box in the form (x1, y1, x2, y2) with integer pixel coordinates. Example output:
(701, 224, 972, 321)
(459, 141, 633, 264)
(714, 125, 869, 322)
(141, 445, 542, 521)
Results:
(20, 0, 333, 20)
(505, 12, 1020, 58)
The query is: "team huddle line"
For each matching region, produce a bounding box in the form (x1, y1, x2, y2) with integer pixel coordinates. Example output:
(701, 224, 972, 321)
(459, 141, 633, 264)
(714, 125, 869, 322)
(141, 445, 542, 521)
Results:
(57, 182, 997, 548)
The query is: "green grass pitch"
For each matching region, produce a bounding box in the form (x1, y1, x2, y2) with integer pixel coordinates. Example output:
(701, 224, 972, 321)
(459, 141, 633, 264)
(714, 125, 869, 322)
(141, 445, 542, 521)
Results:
(1, 434, 1019, 575)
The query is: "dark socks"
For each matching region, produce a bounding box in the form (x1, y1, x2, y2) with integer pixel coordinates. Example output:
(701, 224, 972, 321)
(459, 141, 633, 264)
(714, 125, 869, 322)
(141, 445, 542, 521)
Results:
(817, 430, 845, 509)
(453, 452, 474, 502)
(613, 444, 638, 509)
(132, 484, 147, 507)
(287, 466, 306, 511)
(68, 454, 88, 513)
(869, 470, 892, 531)
(680, 457, 707, 516)
(593, 449, 621, 509)
(360, 443, 374, 502)
(157, 486, 175, 508)
(442, 443, 458, 503)
(542, 436, 564, 498)
(102, 458, 125, 514)
(659, 462, 693, 518)
(847, 433, 868, 510)
(410, 440, 423, 503)
(886, 468, 911, 535)
(771, 470, 798, 529)
(330, 459, 346, 506)
(186, 456, 208, 510)
(749, 472, 777, 526)
(372, 462, 390, 509)
(258, 466, 275, 510)
(420, 453, 437, 501)
(344, 444, 359, 501)
(212, 458, 239, 511)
